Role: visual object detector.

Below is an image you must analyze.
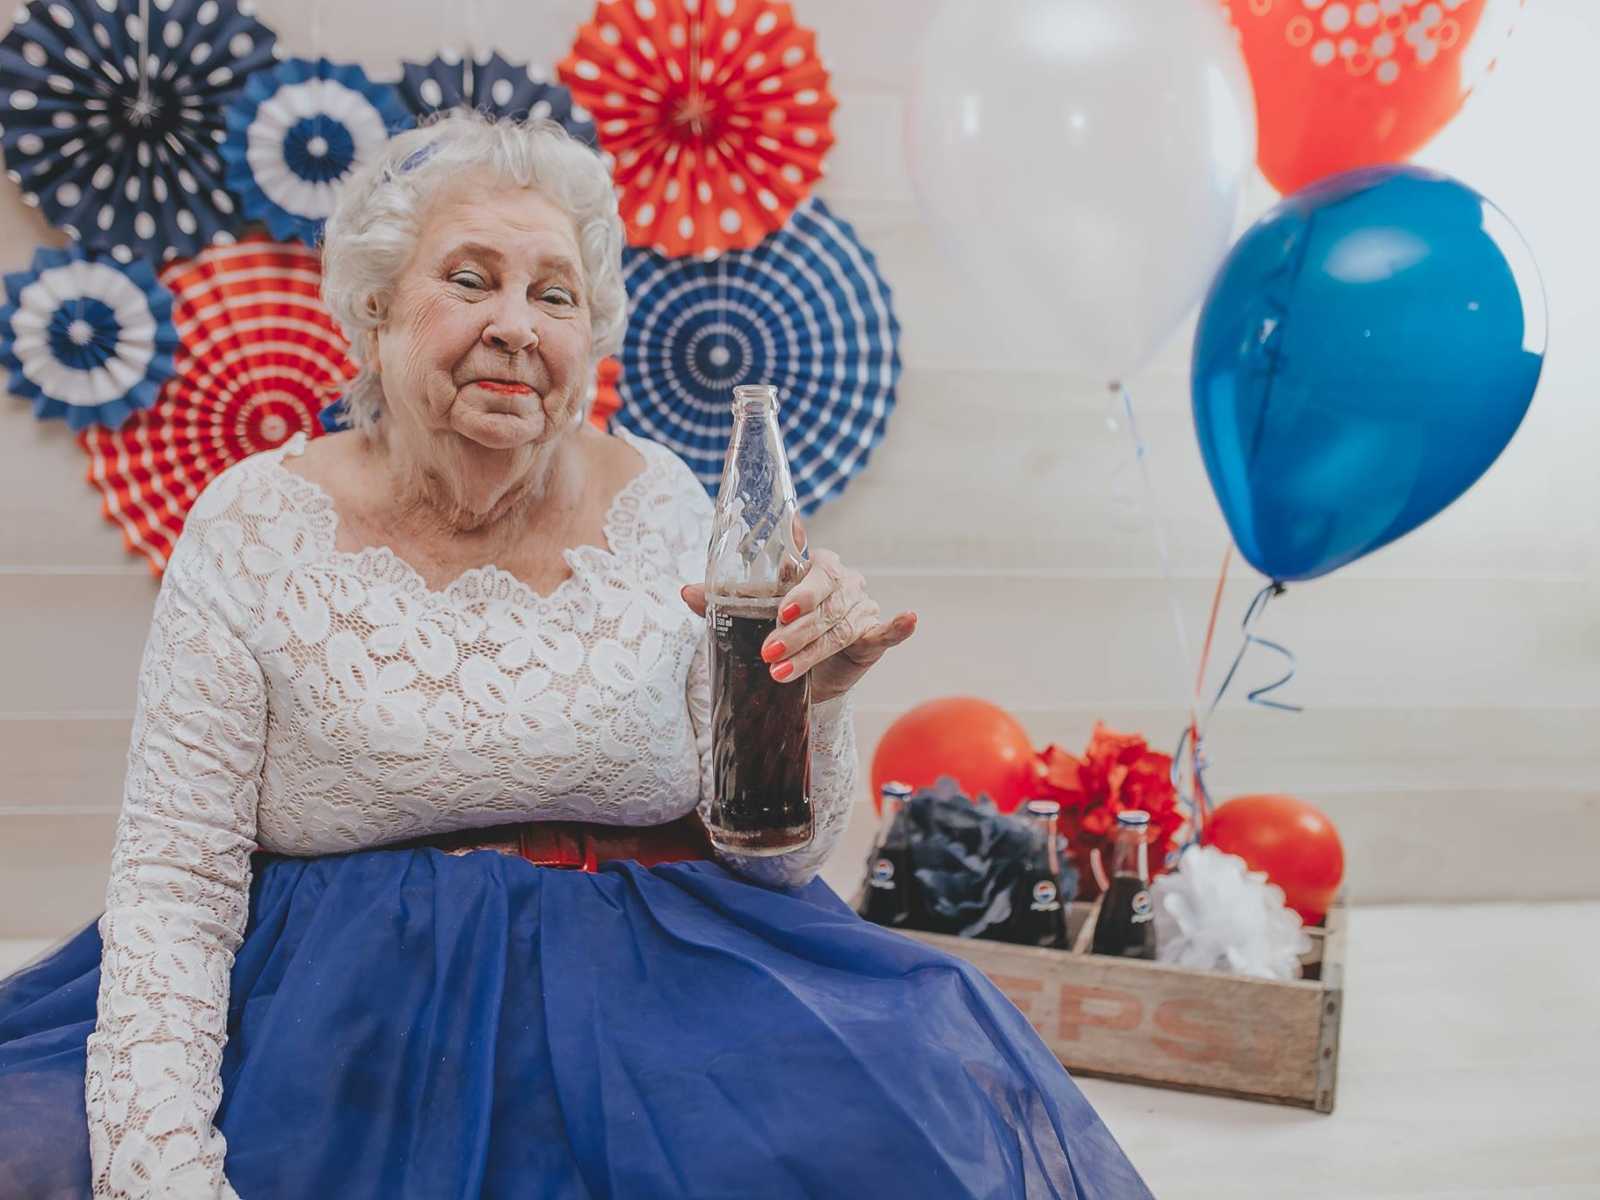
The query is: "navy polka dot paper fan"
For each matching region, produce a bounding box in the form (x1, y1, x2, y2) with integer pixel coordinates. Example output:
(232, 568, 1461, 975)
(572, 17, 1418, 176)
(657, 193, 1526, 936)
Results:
(221, 57, 413, 246)
(398, 52, 598, 145)
(0, 0, 279, 263)
(616, 197, 900, 516)
(0, 244, 178, 430)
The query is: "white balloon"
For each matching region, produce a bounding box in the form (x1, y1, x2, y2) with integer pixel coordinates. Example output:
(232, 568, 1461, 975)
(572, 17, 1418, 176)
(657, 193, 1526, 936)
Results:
(906, 0, 1256, 381)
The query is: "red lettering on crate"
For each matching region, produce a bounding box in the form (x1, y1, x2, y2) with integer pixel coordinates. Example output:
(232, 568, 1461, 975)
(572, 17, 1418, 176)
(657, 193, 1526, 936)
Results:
(1150, 998, 1235, 1064)
(989, 973, 1045, 1023)
(1057, 985, 1142, 1042)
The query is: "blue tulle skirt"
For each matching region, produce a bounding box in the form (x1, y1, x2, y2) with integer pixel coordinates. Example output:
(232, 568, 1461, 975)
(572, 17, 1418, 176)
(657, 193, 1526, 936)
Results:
(0, 845, 1151, 1199)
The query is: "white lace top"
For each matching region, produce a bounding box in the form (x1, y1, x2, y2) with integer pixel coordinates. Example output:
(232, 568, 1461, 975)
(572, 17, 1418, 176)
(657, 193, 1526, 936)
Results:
(83, 428, 858, 1199)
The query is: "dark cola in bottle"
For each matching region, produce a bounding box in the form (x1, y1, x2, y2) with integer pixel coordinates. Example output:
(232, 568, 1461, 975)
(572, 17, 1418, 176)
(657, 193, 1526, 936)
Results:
(860, 781, 915, 927)
(704, 384, 813, 855)
(1091, 810, 1157, 960)
(995, 799, 1070, 948)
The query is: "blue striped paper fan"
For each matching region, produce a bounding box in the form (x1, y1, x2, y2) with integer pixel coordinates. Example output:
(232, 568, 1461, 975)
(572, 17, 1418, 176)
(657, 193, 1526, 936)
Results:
(0, 244, 177, 430)
(220, 56, 413, 246)
(0, 0, 279, 263)
(398, 52, 598, 145)
(616, 198, 900, 515)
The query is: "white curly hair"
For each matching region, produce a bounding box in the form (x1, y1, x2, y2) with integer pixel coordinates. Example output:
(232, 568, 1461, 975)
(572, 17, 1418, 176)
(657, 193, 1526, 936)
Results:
(318, 109, 627, 435)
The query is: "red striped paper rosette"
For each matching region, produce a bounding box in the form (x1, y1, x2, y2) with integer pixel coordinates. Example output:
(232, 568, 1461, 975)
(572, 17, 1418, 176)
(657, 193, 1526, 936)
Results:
(80, 235, 356, 574)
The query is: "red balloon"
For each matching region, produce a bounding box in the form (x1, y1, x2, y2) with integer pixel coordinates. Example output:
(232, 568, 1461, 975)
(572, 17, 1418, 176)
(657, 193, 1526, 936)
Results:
(871, 697, 1038, 816)
(1205, 794, 1345, 924)
(1221, 0, 1522, 194)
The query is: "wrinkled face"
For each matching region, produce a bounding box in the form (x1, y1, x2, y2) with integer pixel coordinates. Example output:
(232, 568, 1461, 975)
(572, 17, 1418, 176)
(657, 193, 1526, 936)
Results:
(375, 175, 594, 452)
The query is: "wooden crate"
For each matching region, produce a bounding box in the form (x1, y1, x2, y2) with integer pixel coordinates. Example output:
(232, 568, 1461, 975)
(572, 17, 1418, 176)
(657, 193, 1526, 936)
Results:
(900, 899, 1346, 1113)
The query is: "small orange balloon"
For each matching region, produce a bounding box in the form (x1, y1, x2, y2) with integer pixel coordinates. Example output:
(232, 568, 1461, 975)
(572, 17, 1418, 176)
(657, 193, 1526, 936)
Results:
(1205, 794, 1345, 924)
(870, 697, 1038, 816)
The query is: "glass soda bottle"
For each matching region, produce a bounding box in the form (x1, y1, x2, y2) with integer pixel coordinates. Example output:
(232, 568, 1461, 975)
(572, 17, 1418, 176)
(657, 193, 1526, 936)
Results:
(997, 798, 1071, 948)
(860, 781, 915, 927)
(1091, 810, 1157, 959)
(703, 384, 813, 855)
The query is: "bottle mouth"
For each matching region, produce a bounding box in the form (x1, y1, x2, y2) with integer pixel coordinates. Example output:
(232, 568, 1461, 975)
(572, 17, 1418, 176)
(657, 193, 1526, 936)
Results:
(1115, 810, 1151, 828)
(732, 384, 779, 411)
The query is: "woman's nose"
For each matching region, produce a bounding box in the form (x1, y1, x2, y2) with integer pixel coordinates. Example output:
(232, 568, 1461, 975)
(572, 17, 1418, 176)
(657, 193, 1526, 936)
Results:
(481, 298, 540, 353)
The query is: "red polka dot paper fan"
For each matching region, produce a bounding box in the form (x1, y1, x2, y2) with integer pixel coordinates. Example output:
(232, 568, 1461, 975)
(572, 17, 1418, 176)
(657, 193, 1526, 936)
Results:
(591, 356, 624, 429)
(80, 235, 356, 574)
(559, 0, 836, 257)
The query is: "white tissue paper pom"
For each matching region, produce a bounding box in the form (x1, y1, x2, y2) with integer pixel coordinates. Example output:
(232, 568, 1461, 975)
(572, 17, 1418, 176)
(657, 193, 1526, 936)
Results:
(1151, 845, 1313, 980)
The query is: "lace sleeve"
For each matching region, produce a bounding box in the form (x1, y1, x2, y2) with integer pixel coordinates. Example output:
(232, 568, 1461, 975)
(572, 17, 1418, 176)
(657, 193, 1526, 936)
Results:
(688, 635, 859, 888)
(84, 502, 267, 1199)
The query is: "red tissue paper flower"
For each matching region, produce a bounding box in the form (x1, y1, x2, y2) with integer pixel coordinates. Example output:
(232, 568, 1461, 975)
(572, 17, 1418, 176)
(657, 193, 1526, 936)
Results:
(1035, 722, 1184, 899)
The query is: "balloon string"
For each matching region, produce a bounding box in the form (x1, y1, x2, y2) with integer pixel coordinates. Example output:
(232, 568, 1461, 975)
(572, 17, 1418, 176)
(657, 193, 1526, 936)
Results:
(1110, 381, 1209, 859)
(1113, 382, 1196, 692)
(1206, 581, 1302, 722)
(1195, 543, 1232, 700)
(1173, 544, 1232, 848)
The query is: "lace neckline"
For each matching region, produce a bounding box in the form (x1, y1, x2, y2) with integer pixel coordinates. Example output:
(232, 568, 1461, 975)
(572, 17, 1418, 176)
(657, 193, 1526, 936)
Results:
(262, 427, 666, 612)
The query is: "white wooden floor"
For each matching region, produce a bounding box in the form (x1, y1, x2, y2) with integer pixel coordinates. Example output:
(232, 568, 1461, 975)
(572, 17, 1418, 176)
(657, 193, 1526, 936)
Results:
(1078, 902, 1600, 1199)
(3, 902, 1596, 1198)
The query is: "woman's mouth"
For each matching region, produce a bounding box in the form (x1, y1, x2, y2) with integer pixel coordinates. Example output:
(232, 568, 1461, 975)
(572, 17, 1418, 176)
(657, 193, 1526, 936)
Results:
(471, 380, 534, 396)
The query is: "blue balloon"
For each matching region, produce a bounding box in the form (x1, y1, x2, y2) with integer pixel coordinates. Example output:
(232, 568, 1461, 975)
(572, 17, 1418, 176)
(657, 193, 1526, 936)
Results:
(1191, 166, 1545, 583)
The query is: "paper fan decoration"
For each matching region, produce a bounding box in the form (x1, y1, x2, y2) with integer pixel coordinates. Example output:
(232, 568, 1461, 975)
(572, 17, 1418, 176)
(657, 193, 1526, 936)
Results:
(0, 0, 278, 262)
(398, 51, 599, 144)
(220, 57, 413, 246)
(592, 356, 622, 429)
(317, 356, 626, 434)
(1, 245, 178, 429)
(559, 0, 836, 258)
(80, 235, 356, 573)
(616, 197, 897, 513)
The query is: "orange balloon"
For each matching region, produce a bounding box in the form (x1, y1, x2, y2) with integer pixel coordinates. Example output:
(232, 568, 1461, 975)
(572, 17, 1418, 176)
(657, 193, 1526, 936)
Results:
(870, 697, 1038, 816)
(1205, 794, 1345, 924)
(1221, 0, 1522, 194)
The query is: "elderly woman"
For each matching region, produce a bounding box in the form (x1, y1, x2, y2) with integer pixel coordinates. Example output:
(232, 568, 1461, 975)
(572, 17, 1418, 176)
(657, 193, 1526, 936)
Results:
(0, 112, 1150, 1199)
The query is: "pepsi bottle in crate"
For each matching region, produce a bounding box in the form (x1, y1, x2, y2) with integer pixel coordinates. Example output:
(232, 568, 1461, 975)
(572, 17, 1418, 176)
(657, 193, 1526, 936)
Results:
(860, 782, 915, 927)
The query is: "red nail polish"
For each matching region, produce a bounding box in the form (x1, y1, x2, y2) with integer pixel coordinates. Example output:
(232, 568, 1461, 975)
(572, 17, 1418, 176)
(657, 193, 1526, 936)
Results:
(771, 661, 794, 681)
(780, 602, 801, 624)
(761, 640, 786, 664)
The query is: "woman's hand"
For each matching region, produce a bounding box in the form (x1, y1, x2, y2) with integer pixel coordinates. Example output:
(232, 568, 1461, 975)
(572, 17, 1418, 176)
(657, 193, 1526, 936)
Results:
(680, 549, 917, 705)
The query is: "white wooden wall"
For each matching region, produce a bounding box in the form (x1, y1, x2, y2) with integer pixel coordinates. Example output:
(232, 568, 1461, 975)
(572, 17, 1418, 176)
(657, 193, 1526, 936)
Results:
(3, 0, 1597, 938)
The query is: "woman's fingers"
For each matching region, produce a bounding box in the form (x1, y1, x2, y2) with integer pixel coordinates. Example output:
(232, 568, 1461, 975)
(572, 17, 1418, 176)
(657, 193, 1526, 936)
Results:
(774, 551, 856, 628)
(769, 597, 879, 682)
(842, 612, 919, 665)
(762, 564, 865, 663)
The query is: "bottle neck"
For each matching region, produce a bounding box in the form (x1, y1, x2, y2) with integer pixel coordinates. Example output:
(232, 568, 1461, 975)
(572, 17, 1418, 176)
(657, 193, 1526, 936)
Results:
(877, 795, 903, 842)
(1034, 814, 1060, 874)
(708, 387, 804, 597)
(729, 402, 798, 506)
(1108, 827, 1149, 881)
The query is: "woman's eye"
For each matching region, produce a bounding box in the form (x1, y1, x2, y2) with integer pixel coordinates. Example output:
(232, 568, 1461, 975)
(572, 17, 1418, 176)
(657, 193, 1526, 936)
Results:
(543, 289, 575, 306)
(450, 272, 485, 290)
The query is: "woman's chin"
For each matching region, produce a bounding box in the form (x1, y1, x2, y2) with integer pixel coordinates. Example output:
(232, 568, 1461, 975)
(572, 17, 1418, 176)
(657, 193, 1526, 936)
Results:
(449, 406, 550, 451)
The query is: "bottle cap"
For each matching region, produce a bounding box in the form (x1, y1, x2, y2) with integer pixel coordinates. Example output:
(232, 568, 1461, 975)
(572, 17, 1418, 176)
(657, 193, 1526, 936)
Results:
(879, 781, 914, 800)
(1115, 810, 1151, 828)
(1023, 798, 1061, 818)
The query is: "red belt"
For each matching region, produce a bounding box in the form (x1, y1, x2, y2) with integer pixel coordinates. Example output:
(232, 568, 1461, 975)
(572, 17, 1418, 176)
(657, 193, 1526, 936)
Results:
(385, 812, 714, 871)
